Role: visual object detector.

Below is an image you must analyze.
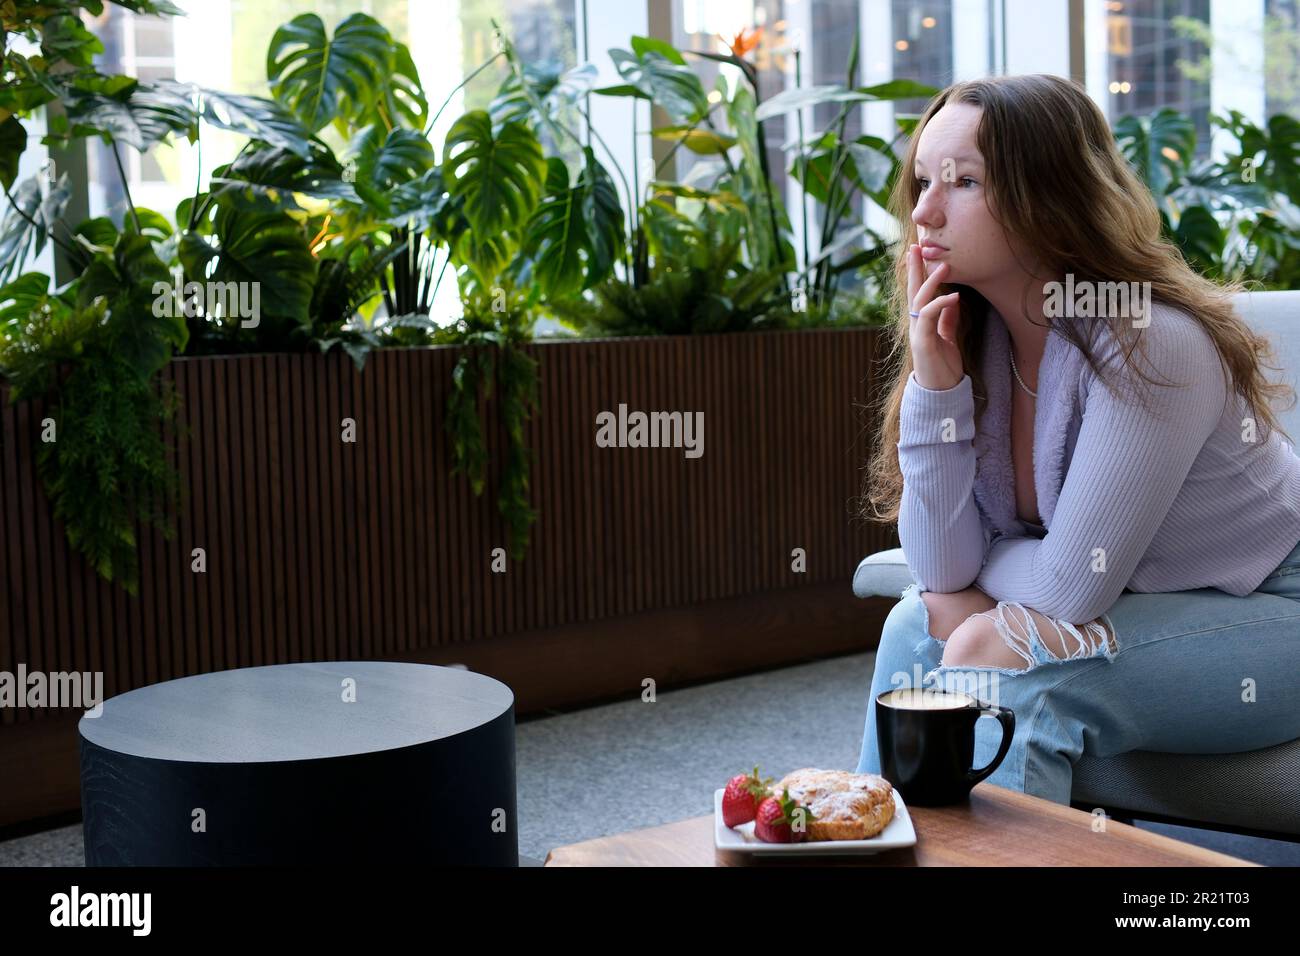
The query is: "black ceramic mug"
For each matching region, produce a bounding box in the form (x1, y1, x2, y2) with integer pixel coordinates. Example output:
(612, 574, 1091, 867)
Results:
(875, 687, 1015, 806)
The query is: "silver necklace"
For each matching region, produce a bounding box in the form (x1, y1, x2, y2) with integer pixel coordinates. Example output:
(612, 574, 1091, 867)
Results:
(1010, 349, 1037, 398)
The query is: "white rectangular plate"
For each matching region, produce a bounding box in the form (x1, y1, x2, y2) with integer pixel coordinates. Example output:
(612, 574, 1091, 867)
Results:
(713, 787, 917, 856)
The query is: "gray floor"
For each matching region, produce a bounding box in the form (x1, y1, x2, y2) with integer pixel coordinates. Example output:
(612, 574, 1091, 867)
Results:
(2, 651, 1298, 866)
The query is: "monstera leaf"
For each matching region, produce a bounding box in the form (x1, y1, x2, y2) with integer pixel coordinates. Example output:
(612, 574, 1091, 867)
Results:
(381, 42, 429, 132)
(0, 272, 57, 337)
(1173, 204, 1225, 275)
(1114, 108, 1196, 200)
(1168, 158, 1271, 213)
(443, 111, 544, 238)
(65, 216, 119, 274)
(1253, 114, 1300, 201)
(77, 234, 187, 379)
(489, 62, 598, 129)
(522, 149, 625, 298)
(178, 206, 317, 343)
(343, 125, 435, 213)
(209, 143, 358, 214)
(608, 47, 708, 123)
(579, 148, 623, 284)
(175, 83, 313, 159)
(52, 74, 312, 159)
(56, 74, 196, 151)
(524, 158, 587, 299)
(1213, 110, 1300, 204)
(266, 13, 392, 133)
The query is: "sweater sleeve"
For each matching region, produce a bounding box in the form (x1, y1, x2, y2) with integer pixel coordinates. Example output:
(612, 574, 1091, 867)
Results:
(974, 322, 1228, 622)
(897, 370, 990, 592)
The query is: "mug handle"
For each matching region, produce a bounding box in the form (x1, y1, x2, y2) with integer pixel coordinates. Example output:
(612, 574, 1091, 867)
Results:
(966, 705, 1015, 785)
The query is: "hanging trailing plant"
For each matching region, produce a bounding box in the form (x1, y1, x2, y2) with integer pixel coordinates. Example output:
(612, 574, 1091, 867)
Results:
(0, 1, 201, 592)
(0, 233, 188, 594)
(445, 290, 539, 562)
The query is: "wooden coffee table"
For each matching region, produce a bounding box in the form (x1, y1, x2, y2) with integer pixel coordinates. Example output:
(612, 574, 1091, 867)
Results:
(544, 782, 1257, 866)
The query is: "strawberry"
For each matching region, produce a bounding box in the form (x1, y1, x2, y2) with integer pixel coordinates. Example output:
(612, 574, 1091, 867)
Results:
(722, 766, 773, 828)
(754, 787, 817, 843)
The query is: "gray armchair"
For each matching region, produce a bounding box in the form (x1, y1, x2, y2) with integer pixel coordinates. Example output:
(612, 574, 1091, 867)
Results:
(852, 290, 1300, 842)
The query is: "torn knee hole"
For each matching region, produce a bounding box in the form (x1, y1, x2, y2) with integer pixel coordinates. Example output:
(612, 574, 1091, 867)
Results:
(975, 602, 1116, 665)
(971, 604, 1036, 668)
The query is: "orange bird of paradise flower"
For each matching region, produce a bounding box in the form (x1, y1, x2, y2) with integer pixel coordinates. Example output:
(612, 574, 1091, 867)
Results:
(720, 26, 763, 58)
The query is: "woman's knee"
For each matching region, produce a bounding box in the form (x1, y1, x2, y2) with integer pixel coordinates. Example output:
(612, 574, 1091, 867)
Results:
(874, 585, 947, 678)
(915, 585, 999, 641)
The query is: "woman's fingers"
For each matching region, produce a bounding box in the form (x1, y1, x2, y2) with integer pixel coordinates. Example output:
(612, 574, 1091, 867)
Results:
(914, 292, 961, 336)
(910, 259, 949, 315)
(906, 243, 924, 304)
(937, 301, 959, 344)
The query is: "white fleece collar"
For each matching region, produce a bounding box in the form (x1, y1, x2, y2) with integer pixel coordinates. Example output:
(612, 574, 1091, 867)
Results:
(971, 308, 1089, 539)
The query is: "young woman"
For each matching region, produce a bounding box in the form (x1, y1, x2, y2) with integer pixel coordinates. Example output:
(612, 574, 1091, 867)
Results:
(854, 73, 1300, 805)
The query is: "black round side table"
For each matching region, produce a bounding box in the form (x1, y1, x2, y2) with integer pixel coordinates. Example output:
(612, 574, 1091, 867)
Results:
(78, 662, 517, 866)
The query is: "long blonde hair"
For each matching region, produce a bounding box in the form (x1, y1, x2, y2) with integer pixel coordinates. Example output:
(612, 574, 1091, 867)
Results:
(861, 73, 1293, 525)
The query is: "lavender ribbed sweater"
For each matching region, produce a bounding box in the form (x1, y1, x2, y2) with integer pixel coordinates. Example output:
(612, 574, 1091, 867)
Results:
(897, 301, 1300, 623)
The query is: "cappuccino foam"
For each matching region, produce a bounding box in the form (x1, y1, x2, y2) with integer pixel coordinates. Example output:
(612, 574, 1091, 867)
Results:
(880, 688, 973, 710)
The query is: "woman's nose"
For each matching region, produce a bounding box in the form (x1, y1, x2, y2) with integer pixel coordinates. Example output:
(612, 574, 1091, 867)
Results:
(912, 187, 944, 229)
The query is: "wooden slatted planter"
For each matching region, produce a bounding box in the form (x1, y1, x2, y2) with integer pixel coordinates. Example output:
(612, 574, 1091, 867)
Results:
(0, 327, 900, 829)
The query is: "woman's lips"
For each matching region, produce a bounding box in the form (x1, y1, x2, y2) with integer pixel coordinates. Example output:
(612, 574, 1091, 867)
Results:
(920, 244, 947, 260)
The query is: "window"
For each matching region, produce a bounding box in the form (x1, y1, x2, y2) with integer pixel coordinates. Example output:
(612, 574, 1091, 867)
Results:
(83, 0, 579, 232)
(1265, 0, 1300, 118)
(84, 2, 180, 223)
(1103, 0, 1212, 158)
(891, 0, 954, 115)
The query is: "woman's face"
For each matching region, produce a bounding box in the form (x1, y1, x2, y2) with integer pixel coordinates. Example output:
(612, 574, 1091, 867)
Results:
(910, 102, 1034, 288)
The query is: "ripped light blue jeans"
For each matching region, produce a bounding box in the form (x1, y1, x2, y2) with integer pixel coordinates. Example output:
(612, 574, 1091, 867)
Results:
(855, 538, 1300, 805)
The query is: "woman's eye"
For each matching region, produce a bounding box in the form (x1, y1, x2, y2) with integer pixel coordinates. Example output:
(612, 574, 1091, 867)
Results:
(918, 176, 976, 190)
